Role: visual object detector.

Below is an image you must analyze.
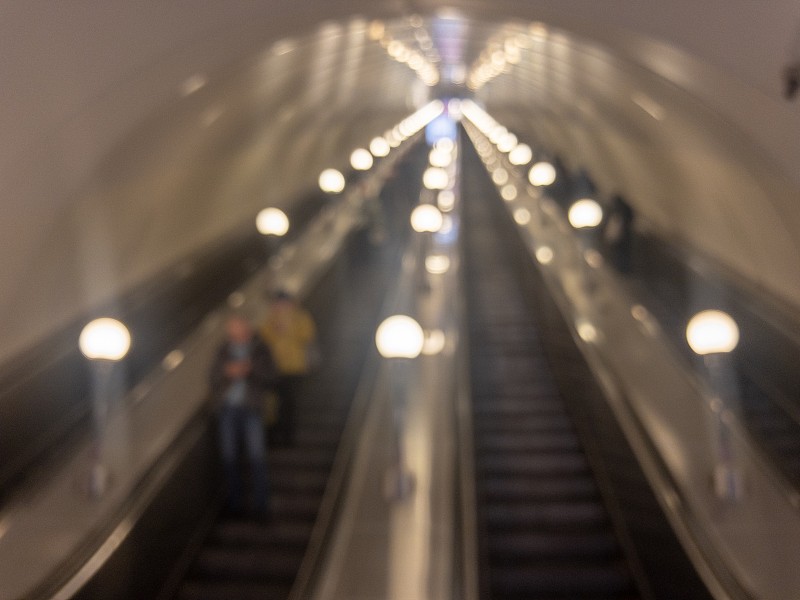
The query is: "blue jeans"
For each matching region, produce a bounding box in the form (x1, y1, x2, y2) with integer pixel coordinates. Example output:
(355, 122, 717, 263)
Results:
(218, 405, 269, 513)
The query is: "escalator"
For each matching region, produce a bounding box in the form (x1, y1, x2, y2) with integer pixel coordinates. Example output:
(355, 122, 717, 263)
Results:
(463, 192, 641, 599)
(174, 385, 342, 599)
(167, 148, 425, 600)
(460, 139, 712, 600)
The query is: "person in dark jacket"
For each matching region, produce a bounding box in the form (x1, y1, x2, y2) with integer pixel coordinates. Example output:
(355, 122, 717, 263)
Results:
(210, 314, 276, 518)
(603, 193, 635, 273)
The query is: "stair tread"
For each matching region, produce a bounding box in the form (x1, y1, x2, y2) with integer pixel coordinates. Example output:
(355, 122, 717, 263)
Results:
(178, 580, 291, 600)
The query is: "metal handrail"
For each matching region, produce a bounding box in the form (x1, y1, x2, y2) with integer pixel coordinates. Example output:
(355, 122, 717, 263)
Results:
(287, 345, 383, 600)
(452, 134, 482, 600)
(287, 140, 423, 599)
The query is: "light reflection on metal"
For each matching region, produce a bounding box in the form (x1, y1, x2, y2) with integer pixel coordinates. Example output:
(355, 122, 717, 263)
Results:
(438, 215, 454, 235)
(513, 208, 531, 225)
(437, 190, 455, 212)
(632, 92, 666, 121)
(425, 254, 451, 274)
(492, 168, 509, 185)
(180, 74, 207, 96)
(227, 291, 246, 308)
(422, 329, 447, 355)
(535, 246, 554, 264)
(162, 350, 185, 371)
(501, 184, 517, 201)
(584, 249, 604, 268)
(576, 319, 598, 343)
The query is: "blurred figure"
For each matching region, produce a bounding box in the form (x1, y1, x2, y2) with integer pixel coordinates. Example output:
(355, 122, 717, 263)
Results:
(260, 290, 318, 446)
(603, 194, 635, 273)
(210, 314, 277, 518)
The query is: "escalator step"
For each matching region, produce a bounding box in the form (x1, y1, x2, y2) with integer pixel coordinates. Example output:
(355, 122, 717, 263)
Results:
(484, 501, 610, 530)
(477, 453, 590, 475)
(489, 562, 635, 598)
(478, 414, 574, 433)
(476, 432, 581, 453)
(270, 469, 329, 494)
(192, 547, 304, 581)
(178, 580, 291, 600)
(272, 492, 322, 521)
(488, 531, 621, 561)
(269, 448, 334, 469)
(462, 149, 641, 599)
(480, 475, 599, 501)
(472, 398, 566, 415)
(209, 520, 312, 548)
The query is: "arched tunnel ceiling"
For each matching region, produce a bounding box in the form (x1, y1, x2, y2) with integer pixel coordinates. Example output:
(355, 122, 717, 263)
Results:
(1, 1, 800, 363)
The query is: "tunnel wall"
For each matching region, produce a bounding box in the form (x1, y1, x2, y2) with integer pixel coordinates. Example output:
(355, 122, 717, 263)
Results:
(2, 1, 800, 369)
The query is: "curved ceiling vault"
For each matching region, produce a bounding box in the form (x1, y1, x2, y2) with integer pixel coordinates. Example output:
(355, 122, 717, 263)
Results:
(1, 1, 799, 363)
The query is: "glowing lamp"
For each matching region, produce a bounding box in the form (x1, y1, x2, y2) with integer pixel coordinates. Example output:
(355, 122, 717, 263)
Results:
(568, 199, 603, 229)
(375, 315, 424, 359)
(528, 161, 557, 186)
(434, 138, 455, 153)
(350, 148, 374, 171)
(429, 148, 452, 168)
(79, 318, 131, 361)
(370, 137, 391, 157)
(319, 169, 346, 194)
(509, 143, 533, 166)
(686, 310, 740, 355)
(497, 133, 518, 153)
(410, 204, 444, 232)
(423, 167, 449, 190)
(256, 207, 290, 236)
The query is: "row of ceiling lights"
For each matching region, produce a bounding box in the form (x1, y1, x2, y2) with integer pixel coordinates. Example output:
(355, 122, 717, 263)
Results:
(256, 100, 446, 237)
(368, 19, 440, 87)
(463, 102, 740, 362)
(461, 100, 557, 188)
(467, 23, 550, 91)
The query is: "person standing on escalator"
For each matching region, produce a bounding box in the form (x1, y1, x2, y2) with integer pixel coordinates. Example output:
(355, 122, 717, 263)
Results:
(210, 314, 277, 519)
(259, 290, 318, 446)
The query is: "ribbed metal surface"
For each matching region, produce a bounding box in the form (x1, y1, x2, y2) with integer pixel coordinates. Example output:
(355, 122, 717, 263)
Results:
(463, 186, 640, 600)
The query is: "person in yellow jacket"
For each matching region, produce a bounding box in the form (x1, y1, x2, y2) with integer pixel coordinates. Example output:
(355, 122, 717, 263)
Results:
(259, 289, 317, 445)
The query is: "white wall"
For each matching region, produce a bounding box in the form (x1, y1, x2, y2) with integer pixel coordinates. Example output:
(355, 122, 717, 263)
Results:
(1, 0, 799, 362)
